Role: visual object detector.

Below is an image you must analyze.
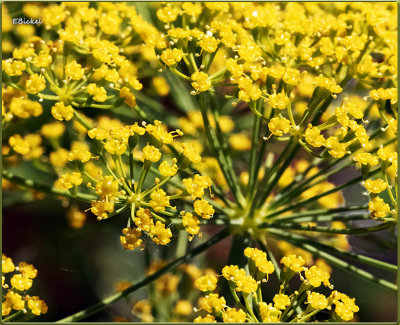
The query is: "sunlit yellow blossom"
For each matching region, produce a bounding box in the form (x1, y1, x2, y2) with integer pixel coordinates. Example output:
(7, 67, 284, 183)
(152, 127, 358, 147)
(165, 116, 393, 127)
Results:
(305, 124, 325, 147)
(281, 255, 305, 272)
(120, 227, 142, 250)
(10, 274, 32, 291)
(268, 117, 291, 136)
(195, 274, 218, 292)
(150, 221, 172, 245)
(305, 266, 330, 287)
(364, 179, 388, 194)
(223, 307, 247, 323)
(65, 61, 85, 80)
(87, 83, 107, 102)
(182, 212, 200, 236)
(9, 97, 43, 119)
(194, 199, 214, 219)
(307, 292, 328, 310)
(273, 294, 291, 310)
(143, 144, 162, 162)
(158, 159, 178, 176)
(56, 172, 83, 190)
(150, 189, 171, 212)
(51, 102, 74, 121)
(191, 72, 211, 92)
(41, 122, 65, 138)
(25, 74, 46, 94)
(369, 197, 391, 219)
(161, 48, 184, 66)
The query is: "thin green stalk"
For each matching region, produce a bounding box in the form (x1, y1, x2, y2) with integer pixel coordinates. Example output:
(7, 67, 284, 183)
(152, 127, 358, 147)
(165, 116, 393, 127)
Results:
(2, 310, 24, 322)
(287, 101, 296, 126)
(268, 213, 371, 224)
(229, 284, 248, 316)
(209, 67, 227, 82)
(260, 221, 395, 236)
(99, 155, 122, 187)
(199, 92, 244, 206)
(270, 160, 352, 209)
(141, 176, 171, 197)
(294, 309, 320, 322)
(56, 228, 230, 322)
(207, 100, 244, 205)
(129, 146, 135, 189)
(136, 161, 151, 194)
(73, 109, 93, 130)
(269, 205, 368, 222)
(82, 170, 99, 185)
(268, 229, 398, 287)
(256, 140, 300, 209)
(265, 169, 380, 219)
(2, 170, 96, 202)
(204, 50, 218, 73)
(189, 53, 199, 72)
(247, 107, 262, 198)
(272, 129, 387, 208)
(243, 293, 259, 323)
(251, 139, 297, 212)
(171, 68, 191, 81)
(114, 156, 134, 196)
(384, 172, 397, 206)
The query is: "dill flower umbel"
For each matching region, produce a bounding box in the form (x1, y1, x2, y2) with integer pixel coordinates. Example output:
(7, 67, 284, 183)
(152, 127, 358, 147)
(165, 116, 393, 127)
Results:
(51, 118, 214, 248)
(194, 247, 359, 322)
(2, 254, 48, 320)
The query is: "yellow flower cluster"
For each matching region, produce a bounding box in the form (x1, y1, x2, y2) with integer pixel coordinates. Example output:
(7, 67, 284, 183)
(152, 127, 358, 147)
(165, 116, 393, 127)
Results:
(1, 1, 181, 127)
(49, 117, 213, 248)
(2, 254, 48, 319)
(194, 247, 358, 322)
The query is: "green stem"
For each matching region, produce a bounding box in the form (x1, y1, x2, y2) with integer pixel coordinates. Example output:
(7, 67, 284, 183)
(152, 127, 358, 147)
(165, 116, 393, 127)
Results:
(141, 176, 171, 197)
(268, 229, 398, 288)
(247, 106, 262, 198)
(199, 92, 245, 207)
(99, 155, 122, 187)
(384, 172, 396, 206)
(2, 170, 96, 202)
(114, 155, 134, 196)
(129, 145, 135, 189)
(136, 161, 151, 194)
(269, 205, 368, 222)
(252, 139, 296, 210)
(260, 221, 396, 235)
(256, 140, 299, 209)
(2, 310, 24, 322)
(209, 67, 228, 83)
(73, 109, 93, 130)
(189, 53, 199, 72)
(265, 169, 380, 219)
(287, 100, 296, 126)
(243, 293, 259, 323)
(56, 228, 230, 322)
(269, 213, 371, 224)
(171, 67, 191, 81)
(294, 309, 320, 322)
